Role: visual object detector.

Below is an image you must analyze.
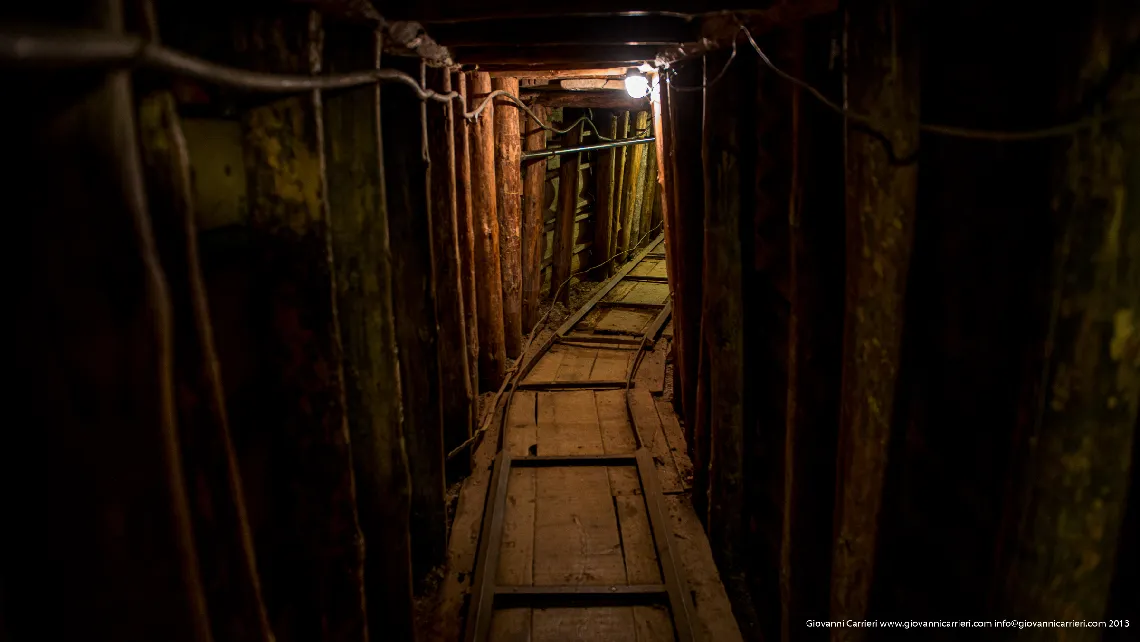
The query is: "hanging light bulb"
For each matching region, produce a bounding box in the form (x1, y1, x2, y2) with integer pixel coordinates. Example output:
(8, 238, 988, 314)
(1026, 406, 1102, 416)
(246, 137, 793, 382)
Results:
(624, 69, 649, 99)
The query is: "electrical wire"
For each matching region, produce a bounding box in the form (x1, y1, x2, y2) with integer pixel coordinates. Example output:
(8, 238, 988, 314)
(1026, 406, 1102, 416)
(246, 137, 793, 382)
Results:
(447, 221, 665, 461)
(669, 27, 740, 93)
(0, 29, 634, 141)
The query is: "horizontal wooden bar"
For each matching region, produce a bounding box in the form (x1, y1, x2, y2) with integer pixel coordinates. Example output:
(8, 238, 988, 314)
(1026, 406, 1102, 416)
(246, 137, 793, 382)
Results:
(597, 300, 667, 309)
(524, 90, 652, 110)
(516, 379, 633, 390)
(512, 454, 638, 467)
(425, 15, 694, 46)
(558, 334, 645, 345)
(645, 252, 666, 259)
(494, 583, 669, 607)
(623, 275, 670, 282)
(453, 44, 659, 65)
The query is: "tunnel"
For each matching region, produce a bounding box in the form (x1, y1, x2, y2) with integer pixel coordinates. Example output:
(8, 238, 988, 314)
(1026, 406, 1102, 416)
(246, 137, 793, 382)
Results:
(2, 1, 1138, 642)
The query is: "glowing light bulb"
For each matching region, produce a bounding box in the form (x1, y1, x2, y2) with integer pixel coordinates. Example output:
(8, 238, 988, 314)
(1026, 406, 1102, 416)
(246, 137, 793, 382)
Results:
(624, 73, 649, 98)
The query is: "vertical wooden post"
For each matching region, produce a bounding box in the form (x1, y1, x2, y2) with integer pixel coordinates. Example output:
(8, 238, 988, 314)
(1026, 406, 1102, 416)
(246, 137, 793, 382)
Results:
(468, 72, 507, 389)
(652, 84, 676, 299)
(1002, 8, 1139, 631)
(637, 138, 657, 243)
(521, 104, 549, 329)
(591, 109, 619, 277)
(8, 4, 215, 636)
(780, 22, 844, 642)
(701, 47, 748, 576)
(453, 71, 480, 395)
(323, 25, 415, 640)
(138, 88, 274, 642)
(382, 56, 447, 581)
(618, 110, 649, 262)
(551, 107, 583, 304)
(831, 0, 920, 631)
(668, 61, 706, 427)
(236, 10, 368, 639)
(427, 68, 475, 479)
(493, 77, 524, 357)
(610, 111, 631, 264)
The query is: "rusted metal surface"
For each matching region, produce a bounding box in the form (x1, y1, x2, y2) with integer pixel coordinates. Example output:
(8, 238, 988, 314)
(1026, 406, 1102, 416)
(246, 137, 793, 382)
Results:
(494, 76, 525, 357)
(521, 103, 549, 329)
(468, 71, 508, 389)
(830, 0, 920, 634)
(322, 24, 416, 642)
(382, 55, 448, 581)
(427, 66, 476, 481)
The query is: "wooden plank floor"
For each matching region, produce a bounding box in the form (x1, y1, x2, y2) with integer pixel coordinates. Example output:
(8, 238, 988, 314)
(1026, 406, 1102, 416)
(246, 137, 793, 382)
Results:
(454, 238, 742, 642)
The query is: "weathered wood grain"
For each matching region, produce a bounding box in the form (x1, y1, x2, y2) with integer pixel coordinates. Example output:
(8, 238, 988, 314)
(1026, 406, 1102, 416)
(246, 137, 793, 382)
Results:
(494, 77, 525, 357)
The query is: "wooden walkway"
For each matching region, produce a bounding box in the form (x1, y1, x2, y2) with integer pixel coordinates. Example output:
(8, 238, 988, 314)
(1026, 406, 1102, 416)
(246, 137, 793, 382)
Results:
(460, 236, 743, 642)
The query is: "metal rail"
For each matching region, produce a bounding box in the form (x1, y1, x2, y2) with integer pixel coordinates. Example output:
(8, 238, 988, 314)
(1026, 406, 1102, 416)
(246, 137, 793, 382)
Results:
(522, 135, 655, 160)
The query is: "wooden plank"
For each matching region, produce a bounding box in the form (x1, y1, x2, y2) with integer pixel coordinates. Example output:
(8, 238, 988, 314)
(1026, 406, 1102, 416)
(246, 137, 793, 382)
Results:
(615, 492, 675, 642)
(701, 43, 747, 575)
(468, 71, 507, 389)
(609, 111, 631, 264)
(596, 390, 641, 497)
(628, 388, 682, 493)
(665, 497, 745, 642)
(555, 346, 599, 382)
(621, 282, 671, 305)
(629, 258, 660, 276)
(591, 349, 635, 382)
(636, 345, 667, 395)
(426, 66, 476, 481)
(554, 235, 664, 337)
(494, 77, 526, 357)
(665, 58, 706, 442)
(322, 25, 413, 639)
(831, 0, 920, 629)
(655, 399, 693, 491)
(595, 309, 654, 335)
(524, 346, 568, 383)
(591, 110, 619, 278)
(453, 44, 659, 65)
(522, 104, 549, 330)
(551, 108, 584, 303)
(453, 70, 481, 397)
(604, 281, 637, 302)
(533, 389, 634, 639)
(236, 11, 368, 637)
(617, 111, 650, 262)
(527, 90, 653, 110)
(494, 392, 537, 641)
(382, 55, 448, 580)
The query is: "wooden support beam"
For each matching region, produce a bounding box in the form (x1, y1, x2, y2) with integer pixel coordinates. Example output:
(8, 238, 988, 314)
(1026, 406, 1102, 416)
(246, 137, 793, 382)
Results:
(666, 60, 706, 438)
(610, 111, 631, 263)
(652, 74, 676, 305)
(493, 77, 525, 357)
(551, 108, 584, 304)
(8, 3, 213, 638)
(521, 104, 549, 330)
(701, 45, 748, 575)
(382, 55, 448, 581)
(232, 11, 371, 639)
(453, 71, 480, 396)
(424, 15, 695, 47)
(491, 67, 628, 79)
(830, 0, 920, 629)
(323, 25, 416, 640)
(617, 111, 650, 262)
(428, 67, 476, 478)
(1002, 8, 1139, 629)
(637, 137, 657, 243)
(591, 110, 619, 278)
(475, 61, 653, 73)
(138, 87, 275, 642)
(468, 71, 508, 389)
(453, 44, 658, 65)
(523, 90, 651, 110)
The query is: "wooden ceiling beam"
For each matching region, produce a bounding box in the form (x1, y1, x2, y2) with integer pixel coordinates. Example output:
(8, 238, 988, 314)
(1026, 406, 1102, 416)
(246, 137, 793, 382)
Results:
(521, 90, 650, 109)
(423, 15, 697, 47)
(377, 2, 769, 22)
(453, 45, 659, 65)
(487, 68, 629, 79)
